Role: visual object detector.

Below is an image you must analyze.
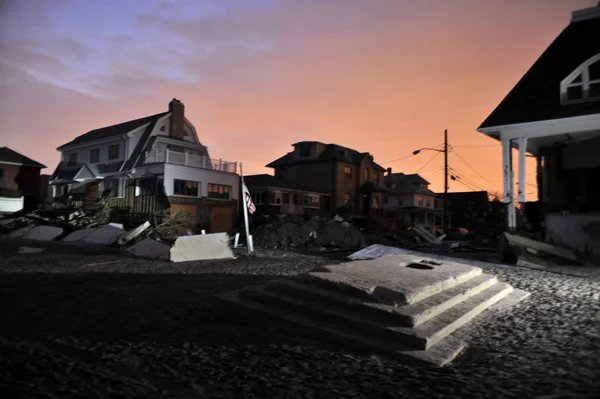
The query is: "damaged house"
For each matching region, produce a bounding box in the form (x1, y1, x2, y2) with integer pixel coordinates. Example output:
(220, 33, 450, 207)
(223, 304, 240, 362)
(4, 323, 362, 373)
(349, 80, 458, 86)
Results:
(383, 172, 442, 228)
(266, 141, 387, 220)
(50, 99, 240, 233)
(477, 3, 600, 255)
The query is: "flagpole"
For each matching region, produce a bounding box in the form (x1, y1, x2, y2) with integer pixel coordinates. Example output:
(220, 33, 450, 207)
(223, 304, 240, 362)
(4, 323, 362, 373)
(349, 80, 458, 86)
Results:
(239, 163, 253, 254)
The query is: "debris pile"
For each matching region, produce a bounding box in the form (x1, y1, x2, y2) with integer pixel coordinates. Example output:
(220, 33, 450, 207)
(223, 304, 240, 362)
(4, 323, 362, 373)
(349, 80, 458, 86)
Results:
(251, 215, 367, 251)
(0, 205, 233, 262)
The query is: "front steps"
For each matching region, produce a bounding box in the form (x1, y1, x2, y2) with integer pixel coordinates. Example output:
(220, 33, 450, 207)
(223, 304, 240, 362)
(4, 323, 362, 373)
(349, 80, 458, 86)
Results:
(215, 254, 529, 366)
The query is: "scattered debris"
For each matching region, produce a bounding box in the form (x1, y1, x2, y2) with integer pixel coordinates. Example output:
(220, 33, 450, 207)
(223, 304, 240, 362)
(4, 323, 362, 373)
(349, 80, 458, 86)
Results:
(170, 233, 234, 262)
(118, 221, 151, 246)
(499, 232, 582, 268)
(251, 215, 367, 251)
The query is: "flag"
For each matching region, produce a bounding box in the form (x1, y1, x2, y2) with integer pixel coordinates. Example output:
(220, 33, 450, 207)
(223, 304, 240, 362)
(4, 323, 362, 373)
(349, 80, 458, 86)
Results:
(242, 182, 256, 214)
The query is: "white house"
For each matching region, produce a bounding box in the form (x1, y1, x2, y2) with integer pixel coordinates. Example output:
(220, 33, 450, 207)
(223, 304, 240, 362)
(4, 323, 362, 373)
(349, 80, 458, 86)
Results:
(50, 99, 240, 233)
(477, 3, 600, 255)
(383, 172, 441, 227)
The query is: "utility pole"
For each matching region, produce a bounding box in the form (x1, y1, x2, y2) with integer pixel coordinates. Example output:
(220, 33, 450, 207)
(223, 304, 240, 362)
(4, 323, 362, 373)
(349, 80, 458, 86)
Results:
(443, 129, 449, 233)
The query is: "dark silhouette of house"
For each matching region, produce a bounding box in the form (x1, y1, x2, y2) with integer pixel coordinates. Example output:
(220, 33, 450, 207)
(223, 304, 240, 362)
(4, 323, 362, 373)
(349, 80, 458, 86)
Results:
(266, 141, 386, 218)
(438, 191, 489, 229)
(0, 147, 46, 212)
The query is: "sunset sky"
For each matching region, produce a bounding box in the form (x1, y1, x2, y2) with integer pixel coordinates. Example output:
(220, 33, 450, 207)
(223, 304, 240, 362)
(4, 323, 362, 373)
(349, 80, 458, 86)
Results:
(0, 0, 595, 198)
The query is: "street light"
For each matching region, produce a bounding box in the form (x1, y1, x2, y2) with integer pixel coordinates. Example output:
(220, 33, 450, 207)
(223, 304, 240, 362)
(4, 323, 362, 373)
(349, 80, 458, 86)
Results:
(412, 129, 449, 232)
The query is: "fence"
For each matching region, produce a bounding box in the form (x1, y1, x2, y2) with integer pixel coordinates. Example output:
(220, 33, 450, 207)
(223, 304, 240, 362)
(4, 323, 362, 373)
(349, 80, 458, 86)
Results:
(145, 150, 237, 174)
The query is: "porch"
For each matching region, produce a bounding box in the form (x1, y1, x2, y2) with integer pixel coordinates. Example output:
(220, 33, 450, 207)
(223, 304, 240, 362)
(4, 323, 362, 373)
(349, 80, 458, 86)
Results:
(144, 149, 238, 174)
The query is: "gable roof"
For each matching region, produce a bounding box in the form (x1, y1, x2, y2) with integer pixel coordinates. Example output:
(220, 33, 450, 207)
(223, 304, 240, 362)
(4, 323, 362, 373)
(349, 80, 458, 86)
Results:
(0, 147, 46, 168)
(266, 142, 386, 171)
(57, 112, 168, 149)
(244, 174, 328, 194)
(479, 14, 600, 129)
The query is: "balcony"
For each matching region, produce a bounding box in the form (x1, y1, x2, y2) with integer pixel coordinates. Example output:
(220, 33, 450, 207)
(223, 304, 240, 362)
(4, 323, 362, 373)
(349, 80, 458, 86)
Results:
(144, 150, 238, 174)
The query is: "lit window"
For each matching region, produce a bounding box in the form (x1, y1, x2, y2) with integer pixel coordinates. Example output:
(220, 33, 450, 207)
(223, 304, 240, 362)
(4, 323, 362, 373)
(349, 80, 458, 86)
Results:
(344, 166, 352, 178)
(174, 179, 199, 196)
(208, 183, 230, 200)
(560, 53, 600, 104)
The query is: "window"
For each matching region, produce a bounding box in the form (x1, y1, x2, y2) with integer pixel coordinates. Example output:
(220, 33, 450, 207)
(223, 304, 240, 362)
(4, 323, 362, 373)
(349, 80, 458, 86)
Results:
(0, 168, 4, 186)
(561, 53, 600, 104)
(417, 196, 424, 207)
(108, 144, 119, 160)
(283, 193, 290, 204)
(174, 179, 199, 197)
(208, 183, 230, 200)
(269, 191, 281, 205)
(68, 153, 77, 164)
(344, 166, 352, 179)
(303, 195, 320, 208)
(372, 173, 379, 185)
(252, 192, 266, 204)
(90, 148, 100, 163)
(372, 196, 379, 209)
(363, 168, 369, 180)
(136, 178, 157, 196)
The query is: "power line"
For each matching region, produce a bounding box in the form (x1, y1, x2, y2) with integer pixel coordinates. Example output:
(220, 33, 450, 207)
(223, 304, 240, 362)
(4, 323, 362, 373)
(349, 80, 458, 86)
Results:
(416, 152, 441, 173)
(451, 144, 501, 148)
(380, 143, 444, 165)
(449, 146, 502, 191)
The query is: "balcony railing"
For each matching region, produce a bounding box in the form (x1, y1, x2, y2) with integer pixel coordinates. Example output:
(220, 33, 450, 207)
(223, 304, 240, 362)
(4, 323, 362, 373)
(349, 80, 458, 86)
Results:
(144, 150, 238, 174)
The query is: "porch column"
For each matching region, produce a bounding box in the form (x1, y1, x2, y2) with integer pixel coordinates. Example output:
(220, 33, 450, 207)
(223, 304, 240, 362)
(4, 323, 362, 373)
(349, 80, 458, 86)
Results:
(517, 137, 528, 203)
(501, 136, 517, 232)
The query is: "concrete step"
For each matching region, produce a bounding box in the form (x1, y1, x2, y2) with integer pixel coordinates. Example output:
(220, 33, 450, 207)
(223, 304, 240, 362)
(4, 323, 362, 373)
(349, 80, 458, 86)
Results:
(214, 288, 466, 367)
(367, 274, 499, 328)
(240, 280, 513, 350)
(270, 274, 499, 328)
(391, 282, 514, 350)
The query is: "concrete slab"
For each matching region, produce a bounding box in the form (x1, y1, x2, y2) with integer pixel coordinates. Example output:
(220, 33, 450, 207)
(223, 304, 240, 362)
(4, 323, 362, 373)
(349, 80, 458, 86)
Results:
(118, 221, 151, 246)
(215, 288, 466, 367)
(22, 225, 63, 241)
(502, 232, 580, 263)
(348, 244, 413, 260)
(81, 225, 127, 246)
(0, 224, 35, 240)
(306, 254, 482, 305)
(170, 232, 234, 262)
(108, 223, 124, 230)
(127, 238, 170, 260)
(62, 228, 98, 242)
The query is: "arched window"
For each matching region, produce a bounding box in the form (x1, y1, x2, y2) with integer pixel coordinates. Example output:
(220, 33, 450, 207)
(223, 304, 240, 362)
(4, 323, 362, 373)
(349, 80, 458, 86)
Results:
(560, 53, 600, 104)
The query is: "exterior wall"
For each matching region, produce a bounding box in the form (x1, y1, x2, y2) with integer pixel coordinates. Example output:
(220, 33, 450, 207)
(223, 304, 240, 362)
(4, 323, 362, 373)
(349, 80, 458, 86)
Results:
(168, 196, 238, 234)
(152, 117, 198, 144)
(163, 164, 239, 205)
(61, 137, 127, 165)
(126, 123, 152, 159)
(247, 188, 325, 218)
(545, 212, 600, 256)
(0, 163, 42, 211)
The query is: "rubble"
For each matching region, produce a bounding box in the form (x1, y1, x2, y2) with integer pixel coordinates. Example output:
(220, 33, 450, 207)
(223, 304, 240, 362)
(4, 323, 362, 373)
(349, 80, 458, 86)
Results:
(499, 232, 583, 268)
(126, 238, 171, 260)
(251, 215, 367, 251)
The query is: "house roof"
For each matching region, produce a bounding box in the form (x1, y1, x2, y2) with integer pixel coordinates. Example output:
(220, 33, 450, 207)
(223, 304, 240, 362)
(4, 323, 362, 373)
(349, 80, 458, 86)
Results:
(57, 112, 168, 149)
(266, 142, 386, 171)
(244, 174, 328, 194)
(0, 147, 46, 168)
(479, 13, 600, 129)
(384, 173, 435, 195)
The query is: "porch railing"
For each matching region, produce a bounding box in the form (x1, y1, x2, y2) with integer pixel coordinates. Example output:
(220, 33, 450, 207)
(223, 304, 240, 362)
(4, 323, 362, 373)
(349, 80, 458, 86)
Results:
(144, 150, 238, 174)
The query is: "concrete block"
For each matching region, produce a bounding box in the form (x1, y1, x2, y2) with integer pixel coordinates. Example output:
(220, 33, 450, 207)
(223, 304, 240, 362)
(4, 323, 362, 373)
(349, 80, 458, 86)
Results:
(502, 232, 579, 263)
(62, 228, 97, 242)
(108, 223, 124, 230)
(170, 232, 234, 262)
(118, 221, 151, 246)
(127, 238, 170, 260)
(81, 225, 127, 246)
(348, 244, 413, 260)
(306, 254, 482, 305)
(22, 225, 63, 241)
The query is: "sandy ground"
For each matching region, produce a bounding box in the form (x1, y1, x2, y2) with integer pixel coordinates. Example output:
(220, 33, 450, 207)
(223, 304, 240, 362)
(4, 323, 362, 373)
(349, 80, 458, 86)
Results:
(1, 244, 599, 398)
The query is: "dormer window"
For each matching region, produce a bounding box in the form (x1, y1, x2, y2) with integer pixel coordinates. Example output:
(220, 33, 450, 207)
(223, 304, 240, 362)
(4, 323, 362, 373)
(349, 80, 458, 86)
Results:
(560, 53, 600, 104)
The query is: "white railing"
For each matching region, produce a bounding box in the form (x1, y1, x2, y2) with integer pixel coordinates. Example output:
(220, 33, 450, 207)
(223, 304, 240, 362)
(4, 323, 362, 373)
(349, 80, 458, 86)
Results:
(144, 150, 238, 174)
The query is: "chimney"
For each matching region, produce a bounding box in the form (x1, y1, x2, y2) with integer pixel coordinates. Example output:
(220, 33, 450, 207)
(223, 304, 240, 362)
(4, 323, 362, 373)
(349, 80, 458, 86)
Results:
(386, 167, 392, 176)
(571, 2, 600, 22)
(169, 98, 184, 139)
